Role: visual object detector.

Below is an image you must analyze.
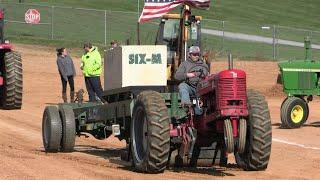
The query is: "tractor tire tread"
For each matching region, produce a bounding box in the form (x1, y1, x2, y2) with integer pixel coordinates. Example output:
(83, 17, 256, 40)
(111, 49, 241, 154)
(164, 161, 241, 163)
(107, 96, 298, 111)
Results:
(132, 91, 170, 173)
(42, 106, 62, 152)
(59, 106, 76, 152)
(1, 51, 23, 109)
(280, 96, 308, 129)
(236, 90, 272, 171)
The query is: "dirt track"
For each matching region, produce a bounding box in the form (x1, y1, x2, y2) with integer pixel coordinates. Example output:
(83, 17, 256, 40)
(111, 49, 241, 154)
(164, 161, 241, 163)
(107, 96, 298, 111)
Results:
(0, 44, 320, 179)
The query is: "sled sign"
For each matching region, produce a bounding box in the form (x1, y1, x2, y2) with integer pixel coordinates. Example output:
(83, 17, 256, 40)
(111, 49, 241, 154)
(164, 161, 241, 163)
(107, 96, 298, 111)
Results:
(25, 9, 40, 24)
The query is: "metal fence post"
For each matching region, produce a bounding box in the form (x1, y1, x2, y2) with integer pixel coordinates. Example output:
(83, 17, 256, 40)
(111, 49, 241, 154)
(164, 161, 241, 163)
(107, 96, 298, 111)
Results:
(104, 10, 107, 46)
(109, 10, 111, 45)
(137, 0, 140, 19)
(309, 30, 313, 59)
(51, 6, 54, 40)
(309, 30, 313, 39)
(222, 20, 225, 50)
(272, 24, 276, 60)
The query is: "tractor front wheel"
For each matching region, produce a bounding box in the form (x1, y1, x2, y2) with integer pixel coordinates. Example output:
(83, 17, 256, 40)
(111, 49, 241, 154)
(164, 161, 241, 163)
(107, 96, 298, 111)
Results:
(235, 90, 272, 171)
(224, 119, 234, 153)
(131, 91, 170, 173)
(280, 97, 309, 129)
(237, 119, 247, 153)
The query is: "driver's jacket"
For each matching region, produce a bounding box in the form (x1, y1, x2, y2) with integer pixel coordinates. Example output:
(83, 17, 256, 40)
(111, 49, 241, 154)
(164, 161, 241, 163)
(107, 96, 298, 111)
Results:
(174, 58, 209, 87)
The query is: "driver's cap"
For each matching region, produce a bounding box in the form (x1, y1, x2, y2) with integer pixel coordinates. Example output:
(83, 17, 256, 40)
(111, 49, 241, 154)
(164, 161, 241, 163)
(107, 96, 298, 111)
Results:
(188, 46, 200, 54)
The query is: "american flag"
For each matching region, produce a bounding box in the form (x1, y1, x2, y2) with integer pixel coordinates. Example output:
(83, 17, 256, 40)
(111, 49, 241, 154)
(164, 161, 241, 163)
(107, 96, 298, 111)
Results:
(139, 0, 211, 23)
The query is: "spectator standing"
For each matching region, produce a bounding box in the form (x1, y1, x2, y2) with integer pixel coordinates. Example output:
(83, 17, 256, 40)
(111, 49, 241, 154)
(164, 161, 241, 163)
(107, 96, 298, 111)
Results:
(56, 47, 76, 103)
(81, 42, 104, 102)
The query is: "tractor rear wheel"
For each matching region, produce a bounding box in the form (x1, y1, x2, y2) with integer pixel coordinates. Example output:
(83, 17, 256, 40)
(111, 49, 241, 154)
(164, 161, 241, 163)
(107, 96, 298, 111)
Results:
(0, 51, 23, 109)
(131, 91, 170, 173)
(59, 105, 76, 152)
(280, 97, 308, 129)
(235, 90, 272, 171)
(42, 106, 62, 152)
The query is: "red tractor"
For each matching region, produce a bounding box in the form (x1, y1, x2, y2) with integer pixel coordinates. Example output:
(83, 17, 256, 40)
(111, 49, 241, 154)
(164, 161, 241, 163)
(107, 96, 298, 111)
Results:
(156, 8, 272, 170)
(169, 55, 272, 170)
(0, 9, 23, 109)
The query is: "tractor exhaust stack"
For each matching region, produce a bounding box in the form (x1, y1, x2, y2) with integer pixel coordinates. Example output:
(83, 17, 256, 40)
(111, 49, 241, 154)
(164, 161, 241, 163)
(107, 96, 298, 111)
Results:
(304, 36, 312, 62)
(228, 53, 233, 70)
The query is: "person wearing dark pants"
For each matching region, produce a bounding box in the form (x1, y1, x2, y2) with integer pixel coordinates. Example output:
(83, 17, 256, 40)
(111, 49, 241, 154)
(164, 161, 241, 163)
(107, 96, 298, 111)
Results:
(84, 77, 103, 102)
(60, 75, 75, 101)
(81, 42, 105, 102)
(56, 47, 76, 103)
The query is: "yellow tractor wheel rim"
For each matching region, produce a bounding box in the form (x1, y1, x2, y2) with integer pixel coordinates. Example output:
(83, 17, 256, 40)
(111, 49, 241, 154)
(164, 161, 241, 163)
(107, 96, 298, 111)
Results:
(290, 105, 304, 123)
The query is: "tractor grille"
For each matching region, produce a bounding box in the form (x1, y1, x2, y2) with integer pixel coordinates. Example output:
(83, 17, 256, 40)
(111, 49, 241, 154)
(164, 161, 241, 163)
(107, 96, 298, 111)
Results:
(218, 78, 247, 107)
(298, 72, 314, 89)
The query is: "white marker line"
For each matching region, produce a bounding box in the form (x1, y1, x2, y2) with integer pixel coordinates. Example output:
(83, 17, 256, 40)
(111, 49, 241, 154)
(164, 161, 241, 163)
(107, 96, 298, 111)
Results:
(273, 138, 320, 151)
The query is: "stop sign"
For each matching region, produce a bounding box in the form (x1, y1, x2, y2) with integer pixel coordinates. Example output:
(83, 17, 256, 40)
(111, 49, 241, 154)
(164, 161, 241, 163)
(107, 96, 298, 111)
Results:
(25, 9, 40, 24)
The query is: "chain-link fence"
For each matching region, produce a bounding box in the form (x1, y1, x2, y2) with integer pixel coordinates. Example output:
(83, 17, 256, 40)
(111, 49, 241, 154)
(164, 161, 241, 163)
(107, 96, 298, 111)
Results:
(1, 2, 320, 61)
(201, 19, 320, 61)
(1, 2, 152, 46)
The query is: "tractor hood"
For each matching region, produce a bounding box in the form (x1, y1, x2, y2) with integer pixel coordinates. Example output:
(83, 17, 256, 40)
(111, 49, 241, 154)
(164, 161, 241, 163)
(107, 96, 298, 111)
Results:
(278, 60, 320, 95)
(278, 60, 320, 72)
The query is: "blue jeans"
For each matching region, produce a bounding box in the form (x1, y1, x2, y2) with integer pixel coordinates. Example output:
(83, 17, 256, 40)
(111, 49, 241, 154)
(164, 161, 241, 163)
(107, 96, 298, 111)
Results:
(178, 82, 196, 104)
(85, 76, 104, 102)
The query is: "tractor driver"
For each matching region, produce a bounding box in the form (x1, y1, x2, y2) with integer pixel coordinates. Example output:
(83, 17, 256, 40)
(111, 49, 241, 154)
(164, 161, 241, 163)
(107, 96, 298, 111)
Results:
(174, 46, 209, 107)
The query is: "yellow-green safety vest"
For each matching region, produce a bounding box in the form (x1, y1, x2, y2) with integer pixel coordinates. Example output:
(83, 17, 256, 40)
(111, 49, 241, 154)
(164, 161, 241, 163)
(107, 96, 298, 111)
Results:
(81, 46, 102, 77)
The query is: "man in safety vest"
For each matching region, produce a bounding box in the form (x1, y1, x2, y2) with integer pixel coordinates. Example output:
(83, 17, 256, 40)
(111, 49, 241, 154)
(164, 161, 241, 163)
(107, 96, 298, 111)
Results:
(81, 42, 104, 102)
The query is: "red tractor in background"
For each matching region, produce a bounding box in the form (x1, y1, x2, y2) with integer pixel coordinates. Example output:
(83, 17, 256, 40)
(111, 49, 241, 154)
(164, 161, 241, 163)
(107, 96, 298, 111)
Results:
(0, 9, 23, 109)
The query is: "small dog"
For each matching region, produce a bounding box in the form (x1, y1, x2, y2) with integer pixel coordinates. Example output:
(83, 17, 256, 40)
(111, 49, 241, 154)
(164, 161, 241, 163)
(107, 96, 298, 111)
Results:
(74, 89, 85, 103)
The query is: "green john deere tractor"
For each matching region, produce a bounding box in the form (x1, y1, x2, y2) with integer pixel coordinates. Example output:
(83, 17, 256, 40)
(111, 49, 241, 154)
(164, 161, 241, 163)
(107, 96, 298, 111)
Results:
(279, 37, 319, 128)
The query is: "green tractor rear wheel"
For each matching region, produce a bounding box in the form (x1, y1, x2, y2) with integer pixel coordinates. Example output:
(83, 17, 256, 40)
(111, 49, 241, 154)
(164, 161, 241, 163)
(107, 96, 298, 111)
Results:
(280, 97, 309, 129)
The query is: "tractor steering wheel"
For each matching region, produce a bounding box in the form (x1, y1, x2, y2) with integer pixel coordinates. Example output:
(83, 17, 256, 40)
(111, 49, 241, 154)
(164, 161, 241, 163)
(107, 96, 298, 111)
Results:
(188, 65, 208, 79)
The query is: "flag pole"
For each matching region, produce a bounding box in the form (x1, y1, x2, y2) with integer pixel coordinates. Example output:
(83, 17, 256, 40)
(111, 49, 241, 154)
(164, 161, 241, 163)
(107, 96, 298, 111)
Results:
(137, 22, 141, 45)
(183, 5, 190, 62)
